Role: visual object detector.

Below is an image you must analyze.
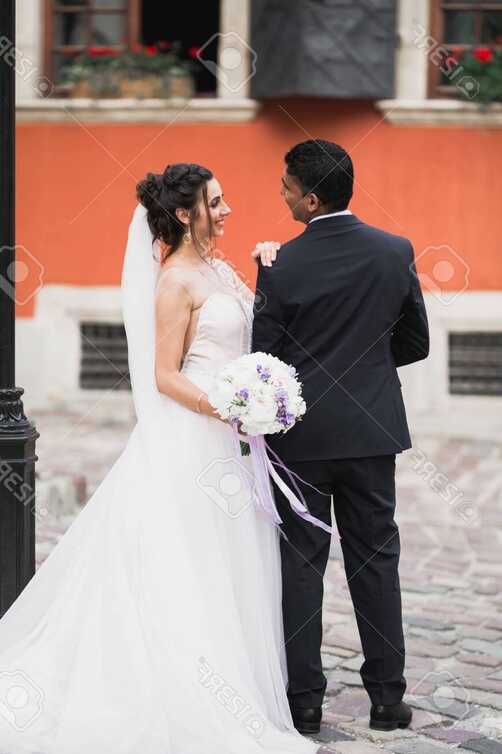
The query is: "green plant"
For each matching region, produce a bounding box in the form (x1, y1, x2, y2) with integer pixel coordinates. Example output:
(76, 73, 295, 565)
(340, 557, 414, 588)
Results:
(62, 40, 196, 85)
(452, 47, 502, 104)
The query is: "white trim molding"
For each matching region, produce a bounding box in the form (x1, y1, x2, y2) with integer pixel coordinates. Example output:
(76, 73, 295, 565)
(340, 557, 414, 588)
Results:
(16, 97, 261, 124)
(376, 99, 502, 127)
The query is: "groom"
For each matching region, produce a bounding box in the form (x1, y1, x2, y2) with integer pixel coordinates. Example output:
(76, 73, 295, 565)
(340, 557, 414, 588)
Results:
(251, 140, 429, 735)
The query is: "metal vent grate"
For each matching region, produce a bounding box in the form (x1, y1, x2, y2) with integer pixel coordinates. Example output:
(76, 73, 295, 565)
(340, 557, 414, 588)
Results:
(449, 332, 502, 397)
(79, 322, 130, 391)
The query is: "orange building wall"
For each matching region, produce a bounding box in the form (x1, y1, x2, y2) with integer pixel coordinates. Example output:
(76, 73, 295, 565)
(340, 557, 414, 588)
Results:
(15, 98, 502, 318)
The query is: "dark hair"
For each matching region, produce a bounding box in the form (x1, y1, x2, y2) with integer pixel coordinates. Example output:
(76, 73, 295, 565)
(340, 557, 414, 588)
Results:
(136, 162, 213, 262)
(284, 140, 353, 212)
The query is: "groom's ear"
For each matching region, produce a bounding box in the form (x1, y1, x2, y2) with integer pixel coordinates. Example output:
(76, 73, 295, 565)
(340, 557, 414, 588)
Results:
(305, 192, 322, 213)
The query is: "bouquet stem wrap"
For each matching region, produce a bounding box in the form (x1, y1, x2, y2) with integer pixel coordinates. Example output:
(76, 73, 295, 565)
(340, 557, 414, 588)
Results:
(245, 434, 334, 535)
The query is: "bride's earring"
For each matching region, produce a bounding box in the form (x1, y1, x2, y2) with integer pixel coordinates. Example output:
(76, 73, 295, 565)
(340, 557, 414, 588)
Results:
(183, 228, 192, 245)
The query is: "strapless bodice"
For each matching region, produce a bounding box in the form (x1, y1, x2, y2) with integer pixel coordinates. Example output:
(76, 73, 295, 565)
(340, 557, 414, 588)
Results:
(180, 292, 253, 379)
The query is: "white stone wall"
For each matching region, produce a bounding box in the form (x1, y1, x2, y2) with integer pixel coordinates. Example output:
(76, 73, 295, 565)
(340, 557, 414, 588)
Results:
(16, 286, 502, 439)
(15, 0, 43, 102)
(395, 0, 431, 101)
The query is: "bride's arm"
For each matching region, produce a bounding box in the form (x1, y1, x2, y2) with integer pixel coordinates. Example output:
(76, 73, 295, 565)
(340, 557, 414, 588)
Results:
(154, 278, 219, 419)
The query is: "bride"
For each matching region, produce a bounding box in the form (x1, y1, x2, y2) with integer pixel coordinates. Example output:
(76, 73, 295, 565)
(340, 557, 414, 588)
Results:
(0, 163, 320, 754)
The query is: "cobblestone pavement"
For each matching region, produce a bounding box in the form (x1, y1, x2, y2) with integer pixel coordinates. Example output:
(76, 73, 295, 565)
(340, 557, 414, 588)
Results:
(33, 409, 502, 753)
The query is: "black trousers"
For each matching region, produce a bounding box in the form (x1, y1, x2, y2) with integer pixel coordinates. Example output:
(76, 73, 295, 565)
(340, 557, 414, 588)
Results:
(272, 454, 406, 709)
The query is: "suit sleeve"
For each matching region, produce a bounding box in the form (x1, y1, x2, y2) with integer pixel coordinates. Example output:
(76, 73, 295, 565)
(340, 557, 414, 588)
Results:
(251, 260, 287, 356)
(391, 243, 430, 368)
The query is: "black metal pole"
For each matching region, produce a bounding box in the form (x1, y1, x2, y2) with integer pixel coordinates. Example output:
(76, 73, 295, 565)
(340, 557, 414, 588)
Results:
(0, 0, 38, 616)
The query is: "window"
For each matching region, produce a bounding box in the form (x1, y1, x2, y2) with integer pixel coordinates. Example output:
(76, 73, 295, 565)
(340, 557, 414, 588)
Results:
(429, 0, 502, 97)
(80, 322, 130, 391)
(449, 332, 502, 396)
(44, 0, 134, 89)
(44, 0, 220, 96)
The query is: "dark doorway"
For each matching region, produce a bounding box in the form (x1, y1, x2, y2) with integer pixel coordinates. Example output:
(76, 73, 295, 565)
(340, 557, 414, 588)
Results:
(141, 1, 220, 96)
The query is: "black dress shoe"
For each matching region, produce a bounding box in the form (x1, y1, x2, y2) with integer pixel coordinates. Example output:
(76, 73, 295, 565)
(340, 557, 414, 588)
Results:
(291, 706, 322, 735)
(370, 701, 412, 731)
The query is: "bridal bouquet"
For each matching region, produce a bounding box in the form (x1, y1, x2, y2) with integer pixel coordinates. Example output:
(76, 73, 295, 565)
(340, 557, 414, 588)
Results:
(207, 352, 306, 436)
(208, 353, 332, 534)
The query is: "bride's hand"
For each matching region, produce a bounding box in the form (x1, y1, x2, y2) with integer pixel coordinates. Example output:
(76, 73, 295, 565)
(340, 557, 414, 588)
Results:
(251, 241, 281, 267)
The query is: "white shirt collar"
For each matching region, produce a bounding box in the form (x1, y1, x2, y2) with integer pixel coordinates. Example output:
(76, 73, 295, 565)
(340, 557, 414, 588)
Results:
(309, 209, 352, 224)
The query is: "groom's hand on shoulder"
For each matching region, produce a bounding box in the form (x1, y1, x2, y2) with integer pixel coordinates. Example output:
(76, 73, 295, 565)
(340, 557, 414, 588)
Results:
(251, 241, 281, 267)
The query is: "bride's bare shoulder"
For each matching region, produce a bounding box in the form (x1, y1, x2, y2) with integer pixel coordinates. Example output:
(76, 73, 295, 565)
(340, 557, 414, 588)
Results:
(154, 266, 196, 315)
(155, 264, 195, 294)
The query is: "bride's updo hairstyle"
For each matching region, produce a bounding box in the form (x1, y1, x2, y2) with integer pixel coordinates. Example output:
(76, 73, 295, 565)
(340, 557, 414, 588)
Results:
(136, 163, 213, 262)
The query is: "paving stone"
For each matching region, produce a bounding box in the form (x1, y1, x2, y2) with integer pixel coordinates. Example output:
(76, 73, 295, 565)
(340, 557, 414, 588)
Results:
(406, 656, 436, 671)
(330, 691, 370, 718)
(333, 744, 394, 754)
(339, 655, 363, 672)
(336, 670, 363, 687)
(326, 675, 345, 697)
(312, 724, 354, 744)
(454, 712, 502, 737)
(465, 678, 502, 695)
(387, 739, 455, 754)
(402, 584, 450, 595)
(406, 639, 457, 658)
(422, 724, 481, 744)
(406, 694, 475, 721)
(404, 616, 452, 631)
(407, 627, 457, 645)
(460, 739, 502, 754)
(408, 710, 445, 730)
(473, 582, 501, 597)
(459, 654, 502, 669)
(323, 653, 343, 670)
(485, 619, 502, 632)
(324, 629, 362, 654)
(461, 641, 502, 660)
(462, 628, 502, 642)
(322, 710, 357, 726)
(436, 612, 483, 627)
(443, 687, 502, 711)
(338, 718, 415, 743)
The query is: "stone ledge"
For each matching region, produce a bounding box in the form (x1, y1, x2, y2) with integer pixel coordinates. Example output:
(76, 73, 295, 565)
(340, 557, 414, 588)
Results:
(375, 99, 502, 127)
(16, 97, 261, 124)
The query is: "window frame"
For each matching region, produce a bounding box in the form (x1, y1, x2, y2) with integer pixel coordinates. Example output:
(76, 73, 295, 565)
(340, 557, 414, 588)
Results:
(428, 0, 502, 98)
(43, 0, 140, 93)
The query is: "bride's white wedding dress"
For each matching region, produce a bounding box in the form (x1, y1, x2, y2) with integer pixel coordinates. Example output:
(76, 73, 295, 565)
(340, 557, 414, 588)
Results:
(0, 206, 319, 754)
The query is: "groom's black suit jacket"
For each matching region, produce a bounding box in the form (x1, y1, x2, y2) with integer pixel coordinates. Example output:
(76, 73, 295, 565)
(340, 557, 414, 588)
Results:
(251, 213, 429, 463)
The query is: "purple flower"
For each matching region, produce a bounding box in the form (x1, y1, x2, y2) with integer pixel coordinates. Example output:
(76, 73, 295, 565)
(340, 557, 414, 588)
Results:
(256, 363, 271, 382)
(238, 388, 249, 401)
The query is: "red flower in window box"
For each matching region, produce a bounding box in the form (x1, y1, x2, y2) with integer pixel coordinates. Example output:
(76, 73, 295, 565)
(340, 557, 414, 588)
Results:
(131, 42, 143, 54)
(158, 40, 171, 50)
(145, 45, 157, 56)
(188, 46, 201, 60)
(473, 47, 494, 63)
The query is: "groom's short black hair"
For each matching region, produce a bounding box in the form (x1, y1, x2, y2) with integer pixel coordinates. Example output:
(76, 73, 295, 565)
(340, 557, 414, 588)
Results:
(285, 140, 354, 211)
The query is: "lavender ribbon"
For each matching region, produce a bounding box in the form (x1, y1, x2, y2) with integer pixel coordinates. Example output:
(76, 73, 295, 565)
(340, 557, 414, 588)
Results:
(245, 434, 334, 535)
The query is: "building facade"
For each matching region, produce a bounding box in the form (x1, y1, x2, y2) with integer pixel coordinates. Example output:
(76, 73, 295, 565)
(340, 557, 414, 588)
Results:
(12, 0, 502, 437)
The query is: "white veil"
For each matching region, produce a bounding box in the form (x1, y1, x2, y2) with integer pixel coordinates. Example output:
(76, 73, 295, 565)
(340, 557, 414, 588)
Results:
(121, 203, 162, 425)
